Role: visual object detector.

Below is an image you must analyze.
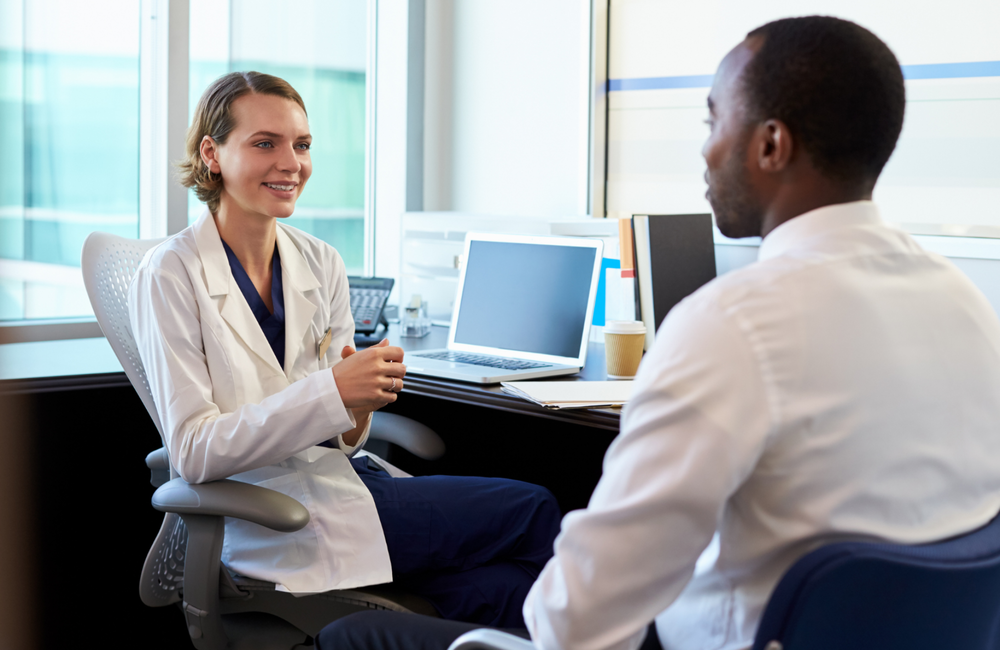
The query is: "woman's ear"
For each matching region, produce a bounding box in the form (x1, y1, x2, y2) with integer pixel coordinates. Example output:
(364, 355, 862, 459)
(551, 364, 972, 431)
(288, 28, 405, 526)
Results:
(200, 135, 221, 174)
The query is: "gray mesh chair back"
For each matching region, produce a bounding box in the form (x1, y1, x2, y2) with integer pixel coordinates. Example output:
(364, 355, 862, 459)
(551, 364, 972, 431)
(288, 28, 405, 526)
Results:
(81, 232, 187, 608)
(81, 232, 167, 442)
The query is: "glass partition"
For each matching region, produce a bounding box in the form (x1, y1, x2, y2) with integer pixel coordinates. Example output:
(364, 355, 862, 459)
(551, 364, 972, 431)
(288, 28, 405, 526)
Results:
(606, 1, 1000, 233)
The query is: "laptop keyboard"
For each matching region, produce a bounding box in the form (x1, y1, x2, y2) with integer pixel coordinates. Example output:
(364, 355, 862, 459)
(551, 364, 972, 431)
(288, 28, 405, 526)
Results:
(416, 351, 552, 371)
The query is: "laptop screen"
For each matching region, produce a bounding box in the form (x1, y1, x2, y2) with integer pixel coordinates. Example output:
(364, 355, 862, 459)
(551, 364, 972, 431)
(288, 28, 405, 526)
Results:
(452, 239, 599, 359)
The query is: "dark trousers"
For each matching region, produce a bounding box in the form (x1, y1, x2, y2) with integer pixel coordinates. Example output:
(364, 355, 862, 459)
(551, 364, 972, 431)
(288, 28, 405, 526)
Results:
(317, 610, 664, 650)
(350, 457, 561, 628)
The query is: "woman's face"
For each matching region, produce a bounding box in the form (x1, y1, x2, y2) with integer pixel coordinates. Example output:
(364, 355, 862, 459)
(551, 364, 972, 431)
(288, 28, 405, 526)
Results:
(207, 93, 312, 222)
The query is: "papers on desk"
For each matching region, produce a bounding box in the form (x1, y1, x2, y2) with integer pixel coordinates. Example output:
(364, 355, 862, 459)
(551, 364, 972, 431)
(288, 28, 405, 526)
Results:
(500, 381, 633, 410)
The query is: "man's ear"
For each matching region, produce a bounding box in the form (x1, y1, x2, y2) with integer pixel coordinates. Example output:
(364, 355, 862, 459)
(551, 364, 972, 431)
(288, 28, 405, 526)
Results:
(754, 119, 793, 173)
(200, 135, 221, 174)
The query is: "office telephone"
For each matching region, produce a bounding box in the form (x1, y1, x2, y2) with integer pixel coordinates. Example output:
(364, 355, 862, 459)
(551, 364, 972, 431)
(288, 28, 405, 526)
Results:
(349, 276, 393, 343)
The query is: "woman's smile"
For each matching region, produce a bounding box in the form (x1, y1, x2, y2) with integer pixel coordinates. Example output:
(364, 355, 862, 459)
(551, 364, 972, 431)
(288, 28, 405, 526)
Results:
(263, 181, 299, 198)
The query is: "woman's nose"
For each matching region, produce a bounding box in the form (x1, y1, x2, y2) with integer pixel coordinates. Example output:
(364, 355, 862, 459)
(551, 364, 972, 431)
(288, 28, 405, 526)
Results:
(276, 145, 301, 173)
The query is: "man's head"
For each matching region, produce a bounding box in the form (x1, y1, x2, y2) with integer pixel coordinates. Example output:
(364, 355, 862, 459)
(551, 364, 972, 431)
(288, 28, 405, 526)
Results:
(703, 16, 906, 238)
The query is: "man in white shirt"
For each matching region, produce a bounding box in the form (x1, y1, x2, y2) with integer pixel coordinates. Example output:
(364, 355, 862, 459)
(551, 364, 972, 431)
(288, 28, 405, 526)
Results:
(317, 15, 1000, 650)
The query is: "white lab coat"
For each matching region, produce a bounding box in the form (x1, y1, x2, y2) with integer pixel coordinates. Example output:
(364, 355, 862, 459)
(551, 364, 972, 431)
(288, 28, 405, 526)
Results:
(128, 211, 393, 593)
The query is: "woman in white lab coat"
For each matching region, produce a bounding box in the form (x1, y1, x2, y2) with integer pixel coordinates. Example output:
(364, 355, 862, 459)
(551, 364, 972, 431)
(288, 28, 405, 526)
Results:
(129, 71, 559, 626)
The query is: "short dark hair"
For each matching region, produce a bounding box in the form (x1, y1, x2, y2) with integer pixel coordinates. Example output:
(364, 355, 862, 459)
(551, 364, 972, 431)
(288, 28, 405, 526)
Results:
(178, 71, 307, 214)
(742, 16, 905, 183)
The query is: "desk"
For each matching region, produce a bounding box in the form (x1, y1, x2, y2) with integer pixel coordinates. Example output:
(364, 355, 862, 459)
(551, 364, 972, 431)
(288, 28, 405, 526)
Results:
(1, 328, 621, 648)
(0, 329, 622, 433)
(375, 324, 621, 432)
(1, 328, 621, 509)
(0, 336, 128, 394)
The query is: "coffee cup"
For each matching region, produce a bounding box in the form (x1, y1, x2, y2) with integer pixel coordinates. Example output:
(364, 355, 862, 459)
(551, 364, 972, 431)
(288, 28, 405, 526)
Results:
(604, 320, 646, 379)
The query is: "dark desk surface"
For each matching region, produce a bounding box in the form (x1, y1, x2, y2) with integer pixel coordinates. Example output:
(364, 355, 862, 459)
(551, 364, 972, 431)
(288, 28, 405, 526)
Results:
(0, 326, 622, 430)
(0, 336, 130, 394)
(376, 324, 621, 431)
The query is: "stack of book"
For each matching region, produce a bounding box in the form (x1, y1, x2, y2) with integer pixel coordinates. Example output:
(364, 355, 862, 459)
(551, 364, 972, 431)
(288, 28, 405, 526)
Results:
(617, 214, 717, 350)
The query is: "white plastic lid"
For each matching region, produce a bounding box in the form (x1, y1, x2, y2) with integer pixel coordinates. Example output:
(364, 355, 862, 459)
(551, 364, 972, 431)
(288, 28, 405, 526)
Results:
(604, 320, 646, 334)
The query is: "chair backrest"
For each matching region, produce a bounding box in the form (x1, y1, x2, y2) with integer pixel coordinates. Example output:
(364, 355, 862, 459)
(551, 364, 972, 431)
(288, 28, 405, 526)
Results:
(82, 232, 189, 608)
(753, 512, 1000, 650)
(81, 232, 167, 442)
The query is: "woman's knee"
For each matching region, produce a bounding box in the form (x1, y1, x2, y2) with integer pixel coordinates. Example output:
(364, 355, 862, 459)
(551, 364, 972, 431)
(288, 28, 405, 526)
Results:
(520, 482, 561, 526)
(316, 610, 484, 650)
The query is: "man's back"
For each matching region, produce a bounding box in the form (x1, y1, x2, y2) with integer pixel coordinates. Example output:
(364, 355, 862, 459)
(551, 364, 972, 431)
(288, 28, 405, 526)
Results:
(526, 202, 1000, 650)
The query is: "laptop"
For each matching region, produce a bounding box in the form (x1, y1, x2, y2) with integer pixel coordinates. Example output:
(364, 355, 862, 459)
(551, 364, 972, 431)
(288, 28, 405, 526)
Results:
(406, 232, 605, 384)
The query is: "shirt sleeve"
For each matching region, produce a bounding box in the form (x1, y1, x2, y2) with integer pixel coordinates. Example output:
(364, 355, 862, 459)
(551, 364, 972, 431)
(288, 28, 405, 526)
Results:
(334, 414, 371, 457)
(522, 296, 774, 650)
(129, 257, 357, 484)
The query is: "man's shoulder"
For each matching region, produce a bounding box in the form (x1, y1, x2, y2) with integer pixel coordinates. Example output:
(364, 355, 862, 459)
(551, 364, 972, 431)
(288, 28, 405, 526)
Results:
(683, 225, 967, 314)
(677, 255, 798, 316)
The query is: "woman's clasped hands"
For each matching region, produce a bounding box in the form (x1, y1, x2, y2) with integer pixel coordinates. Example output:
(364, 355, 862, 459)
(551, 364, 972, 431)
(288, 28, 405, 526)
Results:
(332, 338, 406, 411)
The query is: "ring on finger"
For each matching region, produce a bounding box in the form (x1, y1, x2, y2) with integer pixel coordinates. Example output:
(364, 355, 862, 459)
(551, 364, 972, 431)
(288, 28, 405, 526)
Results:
(390, 377, 397, 392)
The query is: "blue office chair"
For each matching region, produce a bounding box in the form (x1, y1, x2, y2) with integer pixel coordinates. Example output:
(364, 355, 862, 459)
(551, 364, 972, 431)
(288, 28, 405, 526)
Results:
(449, 512, 1000, 650)
(751, 511, 1000, 650)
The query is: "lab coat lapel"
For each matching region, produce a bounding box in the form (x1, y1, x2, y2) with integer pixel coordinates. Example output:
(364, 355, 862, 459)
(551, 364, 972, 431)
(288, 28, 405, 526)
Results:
(194, 212, 287, 378)
(276, 224, 320, 374)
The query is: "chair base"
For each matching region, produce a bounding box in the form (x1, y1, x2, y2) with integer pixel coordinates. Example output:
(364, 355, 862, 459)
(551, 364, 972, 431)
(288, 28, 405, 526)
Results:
(214, 583, 440, 647)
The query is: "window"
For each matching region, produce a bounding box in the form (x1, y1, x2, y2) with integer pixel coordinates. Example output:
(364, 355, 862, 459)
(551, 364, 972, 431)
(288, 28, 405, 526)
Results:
(0, 0, 370, 330)
(189, 0, 368, 274)
(0, 0, 140, 321)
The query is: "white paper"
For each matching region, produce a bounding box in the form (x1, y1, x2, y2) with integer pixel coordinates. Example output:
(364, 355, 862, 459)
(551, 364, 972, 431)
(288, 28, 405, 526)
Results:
(501, 380, 634, 409)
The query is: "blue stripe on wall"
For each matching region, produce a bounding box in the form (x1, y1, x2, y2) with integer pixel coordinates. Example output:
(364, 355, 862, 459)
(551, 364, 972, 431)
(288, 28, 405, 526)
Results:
(608, 61, 1000, 92)
(901, 61, 1000, 80)
(608, 74, 714, 91)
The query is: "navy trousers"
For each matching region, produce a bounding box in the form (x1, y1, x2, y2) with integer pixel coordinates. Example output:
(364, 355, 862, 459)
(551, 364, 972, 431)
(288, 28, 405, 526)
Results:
(349, 456, 561, 628)
(317, 611, 664, 650)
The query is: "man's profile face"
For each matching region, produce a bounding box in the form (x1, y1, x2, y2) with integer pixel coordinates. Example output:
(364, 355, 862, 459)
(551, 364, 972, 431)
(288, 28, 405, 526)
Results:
(702, 41, 765, 239)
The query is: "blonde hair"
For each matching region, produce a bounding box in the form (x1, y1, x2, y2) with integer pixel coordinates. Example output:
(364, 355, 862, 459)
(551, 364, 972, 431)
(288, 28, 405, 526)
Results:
(177, 71, 307, 214)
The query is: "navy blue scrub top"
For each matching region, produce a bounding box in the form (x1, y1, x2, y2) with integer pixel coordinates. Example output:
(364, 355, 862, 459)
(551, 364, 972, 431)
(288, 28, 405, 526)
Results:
(221, 240, 286, 369)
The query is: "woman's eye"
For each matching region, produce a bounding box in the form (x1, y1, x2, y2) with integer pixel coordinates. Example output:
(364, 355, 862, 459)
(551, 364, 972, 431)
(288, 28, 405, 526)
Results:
(297, 142, 311, 150)
(255, 141, 273, 148)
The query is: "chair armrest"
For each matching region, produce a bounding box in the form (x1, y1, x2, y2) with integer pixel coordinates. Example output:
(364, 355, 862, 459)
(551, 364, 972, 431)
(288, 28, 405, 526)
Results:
(151, 478, 310, 533)
(146, 447, 170, 470)
(370, 412, 446, 460)
(448, 629, 535, 650)
(145, 447, 171, 488)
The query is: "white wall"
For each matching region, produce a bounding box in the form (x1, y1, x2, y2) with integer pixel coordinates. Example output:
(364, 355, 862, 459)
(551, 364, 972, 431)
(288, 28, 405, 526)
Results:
(376, 0, 594, 305)
(422, 0, 591, 218)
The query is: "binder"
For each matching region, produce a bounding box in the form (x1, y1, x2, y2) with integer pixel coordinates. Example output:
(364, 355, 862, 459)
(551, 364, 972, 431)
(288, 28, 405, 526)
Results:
(631, 213, 717, 350)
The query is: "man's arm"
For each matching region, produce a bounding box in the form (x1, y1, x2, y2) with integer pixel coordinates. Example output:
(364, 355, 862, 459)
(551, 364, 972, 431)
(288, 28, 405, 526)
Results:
(523, 296, 774, 650)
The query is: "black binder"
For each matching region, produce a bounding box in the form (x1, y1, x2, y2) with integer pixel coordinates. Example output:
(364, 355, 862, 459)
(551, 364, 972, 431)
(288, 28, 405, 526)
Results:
(631, 213, 717, 346)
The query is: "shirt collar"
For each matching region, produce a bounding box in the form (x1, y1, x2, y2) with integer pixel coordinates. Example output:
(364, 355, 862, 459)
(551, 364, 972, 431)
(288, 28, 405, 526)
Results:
(757, 201, 883, 262)
(193, 208, 321, 295)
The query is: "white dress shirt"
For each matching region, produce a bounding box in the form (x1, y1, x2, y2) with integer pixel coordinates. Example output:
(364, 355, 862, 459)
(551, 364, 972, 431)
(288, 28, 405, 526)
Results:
(523, 201, 1000, 650)
(129, 212, 393, 594)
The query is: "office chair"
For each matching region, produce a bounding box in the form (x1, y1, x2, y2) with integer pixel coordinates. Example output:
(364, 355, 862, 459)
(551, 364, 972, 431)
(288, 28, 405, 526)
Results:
(447, 512, 1000, 650)
(82, 232, 446, 650)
